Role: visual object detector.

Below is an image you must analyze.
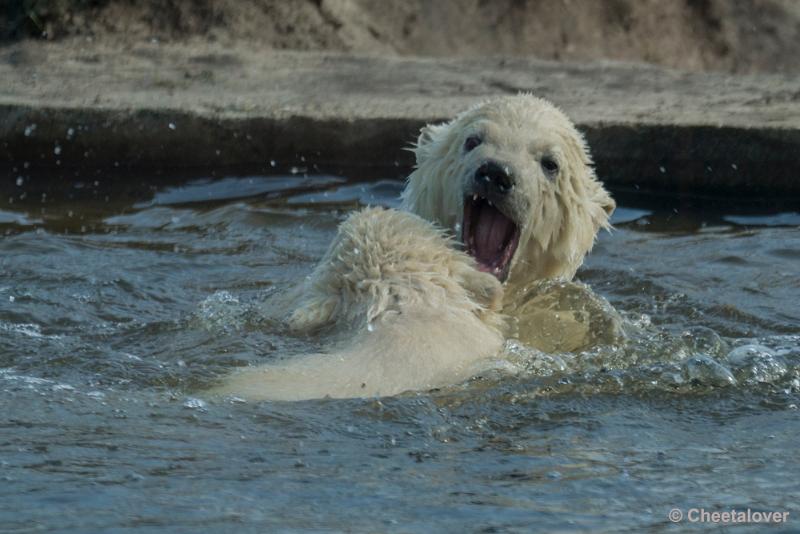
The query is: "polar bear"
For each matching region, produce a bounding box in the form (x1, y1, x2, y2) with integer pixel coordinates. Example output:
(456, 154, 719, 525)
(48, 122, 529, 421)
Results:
(213, 96, 618, 401)
(213, 208, 506, 401)
(401, 95, 620, 352)
(401, 94, 615, 287)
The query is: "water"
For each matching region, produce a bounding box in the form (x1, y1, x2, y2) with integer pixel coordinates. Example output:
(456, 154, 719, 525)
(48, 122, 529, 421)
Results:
(1, 174, 799, 532)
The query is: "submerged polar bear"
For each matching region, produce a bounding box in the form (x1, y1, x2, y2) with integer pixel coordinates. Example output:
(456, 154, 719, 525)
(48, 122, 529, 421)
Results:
(214, 208, 506, 401)
(214, 95, 617, 400)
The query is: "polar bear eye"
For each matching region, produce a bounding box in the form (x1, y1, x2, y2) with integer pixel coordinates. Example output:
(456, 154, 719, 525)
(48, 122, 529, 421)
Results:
(541, 156, 559, 178)
(464, 135, 482, 152)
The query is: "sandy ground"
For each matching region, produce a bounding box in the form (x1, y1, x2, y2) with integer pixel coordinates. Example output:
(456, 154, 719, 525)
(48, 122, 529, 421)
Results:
(3, 40, 799, 126)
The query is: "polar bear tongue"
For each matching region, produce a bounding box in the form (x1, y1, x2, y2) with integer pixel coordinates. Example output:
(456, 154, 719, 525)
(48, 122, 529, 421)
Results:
(471, 200, 518, 274)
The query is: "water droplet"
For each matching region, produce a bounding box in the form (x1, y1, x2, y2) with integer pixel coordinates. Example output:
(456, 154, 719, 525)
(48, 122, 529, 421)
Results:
(659, 166, 666, 173)
(66, 127, 75, 139)
(269, 160, 276, 167)
(168, 123, 176, 130)
(16, 177, 23, 187)
(183, 397, 206, 409)
(24, 124, 37, 137)
(367, 323, 375, 332)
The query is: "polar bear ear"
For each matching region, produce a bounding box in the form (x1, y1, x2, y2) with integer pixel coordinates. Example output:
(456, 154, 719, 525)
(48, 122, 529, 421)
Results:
(413, 122, 449, 166)
(417, 125, 436, 146)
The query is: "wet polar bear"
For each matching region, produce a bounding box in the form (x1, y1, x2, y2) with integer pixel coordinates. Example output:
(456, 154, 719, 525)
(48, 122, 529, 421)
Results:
(214, 208, 506, 401)
(215, 95, 616, 400)
(402, 94, 618, 352)
(402, 94, 615, 286)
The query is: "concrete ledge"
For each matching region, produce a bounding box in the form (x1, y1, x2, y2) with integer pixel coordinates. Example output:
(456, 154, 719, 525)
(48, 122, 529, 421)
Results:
(2, 42, 799, 193)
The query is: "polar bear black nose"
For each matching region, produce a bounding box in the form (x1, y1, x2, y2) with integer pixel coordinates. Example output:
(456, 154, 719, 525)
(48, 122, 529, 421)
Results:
(475, 161, 514, 194)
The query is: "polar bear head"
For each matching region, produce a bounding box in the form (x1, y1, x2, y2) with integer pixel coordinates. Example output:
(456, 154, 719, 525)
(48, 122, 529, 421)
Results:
(401, 94, 614, 285)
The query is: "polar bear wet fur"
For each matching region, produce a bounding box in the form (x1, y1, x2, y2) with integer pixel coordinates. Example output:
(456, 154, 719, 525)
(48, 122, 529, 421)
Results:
(401, 94, 614, 287)
(215, 95, 615, 400)
(214, 208, 506, 401)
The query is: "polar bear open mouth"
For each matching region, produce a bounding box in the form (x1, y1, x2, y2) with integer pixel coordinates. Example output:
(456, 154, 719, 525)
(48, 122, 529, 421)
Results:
(462, 194, 521, 281)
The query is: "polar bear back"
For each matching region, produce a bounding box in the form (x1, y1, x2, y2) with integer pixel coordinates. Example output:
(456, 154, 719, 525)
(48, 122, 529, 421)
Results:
(212, 208, 507, 401)
(289, 208, 503, 333)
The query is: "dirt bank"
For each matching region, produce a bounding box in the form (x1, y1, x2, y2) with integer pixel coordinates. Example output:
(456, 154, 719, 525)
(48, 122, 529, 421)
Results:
(2, 40, 799, 194)
(4, 0, 800, 74)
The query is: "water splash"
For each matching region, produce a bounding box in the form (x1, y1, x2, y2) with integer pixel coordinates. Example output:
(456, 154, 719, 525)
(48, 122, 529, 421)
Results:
(197, 291, 248, 331)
